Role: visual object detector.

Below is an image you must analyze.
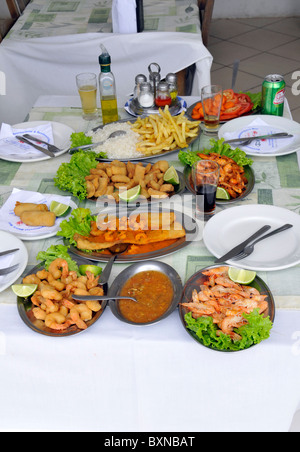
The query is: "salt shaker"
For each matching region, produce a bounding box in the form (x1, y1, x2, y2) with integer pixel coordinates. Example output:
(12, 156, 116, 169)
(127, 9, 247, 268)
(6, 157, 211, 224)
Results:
(133, 74, 147, 101)
(138, 82, 154, 108)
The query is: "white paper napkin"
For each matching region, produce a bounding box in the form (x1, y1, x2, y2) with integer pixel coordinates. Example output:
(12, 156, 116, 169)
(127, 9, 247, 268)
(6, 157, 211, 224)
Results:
(0, 122, 54, 156)
(223, 117, 295, 154)
(0, 188, 72, 237)
(112, 0, 137, 34)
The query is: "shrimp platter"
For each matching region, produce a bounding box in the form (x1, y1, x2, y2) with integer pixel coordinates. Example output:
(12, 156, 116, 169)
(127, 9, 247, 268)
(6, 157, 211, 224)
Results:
(180, 266, 274, 351)
(19, 258, 107, 335)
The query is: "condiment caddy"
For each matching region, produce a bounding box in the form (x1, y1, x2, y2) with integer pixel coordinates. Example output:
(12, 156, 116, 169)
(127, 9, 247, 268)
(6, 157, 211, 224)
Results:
(127, 63, 184, 117)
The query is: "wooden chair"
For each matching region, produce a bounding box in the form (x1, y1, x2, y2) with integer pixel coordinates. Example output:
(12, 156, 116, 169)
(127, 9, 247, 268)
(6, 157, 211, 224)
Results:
(0, 18, 14, 41)
(6, 0, 21, 20)
(176, 0, 215, 95)
(198, 0, 215, 47)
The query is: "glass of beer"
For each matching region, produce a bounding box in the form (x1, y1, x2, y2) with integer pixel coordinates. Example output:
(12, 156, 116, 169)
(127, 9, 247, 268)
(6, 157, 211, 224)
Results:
(201, 85, 223, 133)
(76, 73, 98, 120)
(192, 160, 220, 218)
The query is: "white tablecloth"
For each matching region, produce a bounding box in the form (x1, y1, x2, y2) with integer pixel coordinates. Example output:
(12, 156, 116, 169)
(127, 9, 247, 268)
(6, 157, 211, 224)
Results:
(1, 304, 300, 432)
(1, 95, 300, 432)
(0, 32, 212, 125)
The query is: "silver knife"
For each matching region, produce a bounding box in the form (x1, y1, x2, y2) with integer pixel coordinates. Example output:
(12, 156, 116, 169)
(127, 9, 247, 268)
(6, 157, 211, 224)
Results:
(0, 248, 19, 257)
(16, 135, 56, 158)
(224, 132, 292, 144)
(214, 225, 271, 264)
(22, 134, 61, 153)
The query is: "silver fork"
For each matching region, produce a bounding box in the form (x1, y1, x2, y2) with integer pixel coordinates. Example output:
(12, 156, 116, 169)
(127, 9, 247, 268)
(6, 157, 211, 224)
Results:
(0, 264, 19, 275)
(232, 224, 293, 261)
(22, 134, 61, 153)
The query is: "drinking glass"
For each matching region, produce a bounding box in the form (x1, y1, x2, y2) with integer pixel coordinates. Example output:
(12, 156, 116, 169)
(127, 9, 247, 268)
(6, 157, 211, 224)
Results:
(192, 160, 220, 217)
(76, 73, 98, 120)
(201, 85, 223, 133)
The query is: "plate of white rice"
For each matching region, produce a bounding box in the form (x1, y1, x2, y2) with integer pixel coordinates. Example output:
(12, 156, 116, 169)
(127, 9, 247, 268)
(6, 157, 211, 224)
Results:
(87, 120, 144, 161)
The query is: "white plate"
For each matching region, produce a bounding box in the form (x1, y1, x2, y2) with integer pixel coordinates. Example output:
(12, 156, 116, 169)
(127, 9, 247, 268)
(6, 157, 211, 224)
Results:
(203, 204, 300, 271)
(0, 121, 74, 163)
(1, 194, 77, 241)
(218, 115, 300, 157)
(0, 231, 28, 293)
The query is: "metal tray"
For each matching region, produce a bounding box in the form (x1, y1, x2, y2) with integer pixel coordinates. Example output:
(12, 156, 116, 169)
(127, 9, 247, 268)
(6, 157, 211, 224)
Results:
(65, 208, 199, 263)
(179, 264, 275, 352)
(17, 258, 108, 337)
(183, 164, 255, 205)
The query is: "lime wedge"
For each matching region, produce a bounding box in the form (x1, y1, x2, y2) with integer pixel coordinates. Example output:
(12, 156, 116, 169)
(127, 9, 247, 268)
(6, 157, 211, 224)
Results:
(50, 201, 71, 217)
(79, 265, 102, 276)
(228, 267, 256, 285)
(119, 185, 141, 203)
(216, 187, 231, 200)
(11, 284, 38, 298)
(163, 166, 179, 185)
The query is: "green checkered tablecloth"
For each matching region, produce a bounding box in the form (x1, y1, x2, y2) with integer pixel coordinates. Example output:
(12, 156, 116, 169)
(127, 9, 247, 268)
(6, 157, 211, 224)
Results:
(1, 102, 300, 309)
(6, 0, 201, 39)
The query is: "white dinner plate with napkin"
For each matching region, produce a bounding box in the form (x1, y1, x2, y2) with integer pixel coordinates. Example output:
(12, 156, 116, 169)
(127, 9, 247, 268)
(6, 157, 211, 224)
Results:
(0, 231, 28, 293)
(0, 188, 77, 241)
(218, 115, 300, 157)
(0, 121, 74, 163)
(203, 204, 300, 271)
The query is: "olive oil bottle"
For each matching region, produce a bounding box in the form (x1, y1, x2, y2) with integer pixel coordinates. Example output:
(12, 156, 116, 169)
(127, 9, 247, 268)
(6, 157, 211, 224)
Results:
(98, 45, 118, 124)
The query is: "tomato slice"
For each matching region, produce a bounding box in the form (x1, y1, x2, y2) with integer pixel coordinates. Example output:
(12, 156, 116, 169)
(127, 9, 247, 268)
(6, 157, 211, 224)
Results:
(220, 104, 243, 120)
(223, 89, 237, 101)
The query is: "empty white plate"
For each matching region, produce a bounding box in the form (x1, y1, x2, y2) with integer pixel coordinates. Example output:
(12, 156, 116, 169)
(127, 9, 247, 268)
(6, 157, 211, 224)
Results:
(203, 204, 300, 271)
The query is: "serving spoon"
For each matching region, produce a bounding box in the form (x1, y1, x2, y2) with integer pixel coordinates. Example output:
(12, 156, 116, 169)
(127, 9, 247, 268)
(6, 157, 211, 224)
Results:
(69, 130, 126, 153)
(98, 243, 129, 285)
(72, 295, 137, 302)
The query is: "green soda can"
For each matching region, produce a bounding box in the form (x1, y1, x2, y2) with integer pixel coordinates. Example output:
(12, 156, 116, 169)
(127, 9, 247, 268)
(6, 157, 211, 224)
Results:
(262, 74, 285, 116)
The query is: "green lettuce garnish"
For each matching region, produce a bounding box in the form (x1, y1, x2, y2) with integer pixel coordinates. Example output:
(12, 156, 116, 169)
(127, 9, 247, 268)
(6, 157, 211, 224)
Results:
(184, 309, 273, 351)
(54, 150, 102, 200)
(243, 91, 262, 110)
(70, 132, 93, 148)
(178, 138, 253, 168)
(36, 244, 79, 274)
(57, 207, 96, 247)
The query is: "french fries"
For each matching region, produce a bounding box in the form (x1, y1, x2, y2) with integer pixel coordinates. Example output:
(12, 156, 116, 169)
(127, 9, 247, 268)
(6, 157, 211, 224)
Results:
(131, 106, 200, 156)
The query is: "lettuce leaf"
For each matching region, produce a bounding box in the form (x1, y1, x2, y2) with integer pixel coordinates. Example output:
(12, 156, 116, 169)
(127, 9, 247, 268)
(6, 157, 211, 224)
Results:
(243, 91, 262, 110)
(70, 132, 93, 148)
(178, 138, 253, 168)
(184, 309, 273, 351)
(54, 150, 100, 200)
(36, 244, 79, 274)
(57, 207, 96, 246)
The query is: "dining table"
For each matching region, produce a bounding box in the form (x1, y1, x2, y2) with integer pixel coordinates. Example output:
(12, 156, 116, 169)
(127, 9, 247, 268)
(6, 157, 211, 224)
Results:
(0, 0, 212, 125)
(0, 94, 300, 433)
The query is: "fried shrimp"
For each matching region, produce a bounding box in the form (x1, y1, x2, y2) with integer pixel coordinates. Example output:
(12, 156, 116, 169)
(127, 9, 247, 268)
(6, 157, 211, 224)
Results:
(27, 258, 104, 331)
(181, 266, 268, 341)
(48, 258, 69, 280)
(44, 313, 73, 331)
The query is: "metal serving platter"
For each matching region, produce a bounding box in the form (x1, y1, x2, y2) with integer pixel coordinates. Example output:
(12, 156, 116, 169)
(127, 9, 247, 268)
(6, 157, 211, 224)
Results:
(65, 208, 199, 264)
(183, 164, 255, 205)
(185, 101, 262, 124)
(179, 264, 275, 352)
(91, 119, 201, 162)
(17, 258, 108, 337)
(125, 96, 185, 117)
(108, 260, 183, 326)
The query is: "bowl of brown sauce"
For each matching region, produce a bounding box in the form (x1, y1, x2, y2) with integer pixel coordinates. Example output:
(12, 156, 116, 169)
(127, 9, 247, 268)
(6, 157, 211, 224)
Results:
(108, 261, 183, 325)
